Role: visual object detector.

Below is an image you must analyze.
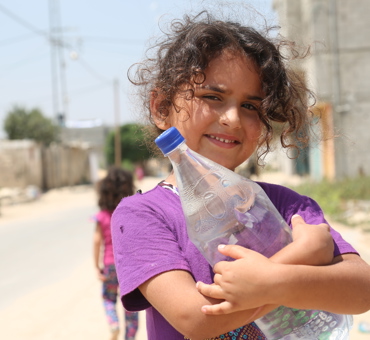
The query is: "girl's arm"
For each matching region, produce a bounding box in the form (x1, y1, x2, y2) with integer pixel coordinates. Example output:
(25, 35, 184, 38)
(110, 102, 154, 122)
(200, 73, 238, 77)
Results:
(138, 215, 360, 339)
(140, 254, 370, 340)
(269, 214, 334, 265)
(197, 245, 370, 316)
(93, 222, 105, 281)
(196, 216, 370, 316)
(139, 269, 267, 340)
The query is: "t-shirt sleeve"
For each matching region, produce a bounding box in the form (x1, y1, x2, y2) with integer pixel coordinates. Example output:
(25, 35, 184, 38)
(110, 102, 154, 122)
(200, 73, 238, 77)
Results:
(293, 195, 357, 257)
(257, 182, 358, 257)
(94, 211, 103, 224)
(111, 193, 191, 311)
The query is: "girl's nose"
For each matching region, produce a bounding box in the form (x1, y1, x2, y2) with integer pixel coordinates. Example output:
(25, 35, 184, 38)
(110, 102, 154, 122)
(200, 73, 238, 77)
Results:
(219, 106, 241, 129)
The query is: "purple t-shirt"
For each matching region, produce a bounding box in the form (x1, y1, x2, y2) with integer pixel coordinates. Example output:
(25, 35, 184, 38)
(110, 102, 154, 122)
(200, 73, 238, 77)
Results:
(111, 182, 357, 340)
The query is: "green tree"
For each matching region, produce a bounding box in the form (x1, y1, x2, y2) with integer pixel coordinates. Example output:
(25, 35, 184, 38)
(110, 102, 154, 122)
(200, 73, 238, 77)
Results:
(4, 106, 59, 145)
(105, 123, 152, 166)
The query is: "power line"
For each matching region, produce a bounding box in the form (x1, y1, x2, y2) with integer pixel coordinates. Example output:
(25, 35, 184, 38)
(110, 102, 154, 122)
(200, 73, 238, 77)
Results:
(76, 57, 111, 84)
(0, 2, 123, 125)
(0, 3, 132, 81)
(0, 3, 74, 50)
(0, 33, 38, 47)
(0, 50, 49, 78)
(69, 82, 112, 97)
(0, 3, 111, 80)
(33, 82, 112, 102)
(81, 36, 145, 45)
(0, 4, 47, 38)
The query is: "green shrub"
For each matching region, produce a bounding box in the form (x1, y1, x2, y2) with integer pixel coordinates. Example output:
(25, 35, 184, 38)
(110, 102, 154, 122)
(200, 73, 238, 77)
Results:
(288, 176, 370, 225)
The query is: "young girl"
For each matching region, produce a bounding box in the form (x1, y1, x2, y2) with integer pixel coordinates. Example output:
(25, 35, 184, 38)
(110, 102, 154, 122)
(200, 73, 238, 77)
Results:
(94, 166, 139, 340)
(111, 10, 370, 340)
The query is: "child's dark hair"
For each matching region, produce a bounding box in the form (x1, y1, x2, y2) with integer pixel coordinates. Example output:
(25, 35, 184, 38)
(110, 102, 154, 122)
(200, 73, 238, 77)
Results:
(129, 9, 316, 161)
(97, 166, 134, 212)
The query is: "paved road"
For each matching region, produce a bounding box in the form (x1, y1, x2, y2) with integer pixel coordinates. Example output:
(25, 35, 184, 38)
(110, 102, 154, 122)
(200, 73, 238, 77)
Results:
(1, 175, 370, 339)
(0, 182, 156, 340)
(0, 187, 95, 310)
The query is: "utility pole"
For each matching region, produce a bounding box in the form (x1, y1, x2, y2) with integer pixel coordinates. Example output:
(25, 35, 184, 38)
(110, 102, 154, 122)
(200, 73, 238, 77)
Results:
(114, 78, 121, 167)
(56, 1, 68, 123)
(48, 0, 68, 126)
(48, 0, 59, 121)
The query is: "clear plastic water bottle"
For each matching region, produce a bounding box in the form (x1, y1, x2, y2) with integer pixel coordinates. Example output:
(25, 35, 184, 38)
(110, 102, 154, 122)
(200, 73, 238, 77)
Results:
(155, 127, 352, 340)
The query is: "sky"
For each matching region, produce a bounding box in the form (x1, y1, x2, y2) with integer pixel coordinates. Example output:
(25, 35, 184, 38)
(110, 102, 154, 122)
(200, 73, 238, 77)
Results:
(0, 0, 276, 138)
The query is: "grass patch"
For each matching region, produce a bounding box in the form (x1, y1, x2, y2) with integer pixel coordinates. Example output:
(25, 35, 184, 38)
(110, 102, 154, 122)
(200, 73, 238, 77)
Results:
(288, 176, 370, 226)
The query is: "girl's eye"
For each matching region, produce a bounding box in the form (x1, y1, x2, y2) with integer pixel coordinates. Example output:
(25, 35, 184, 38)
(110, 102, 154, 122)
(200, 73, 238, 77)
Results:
(242, 103, 258, 111)
(203, 95, 220, 101)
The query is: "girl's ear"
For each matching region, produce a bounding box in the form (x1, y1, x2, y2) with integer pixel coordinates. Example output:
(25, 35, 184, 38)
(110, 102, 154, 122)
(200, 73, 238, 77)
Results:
(150, 90, 171, 130)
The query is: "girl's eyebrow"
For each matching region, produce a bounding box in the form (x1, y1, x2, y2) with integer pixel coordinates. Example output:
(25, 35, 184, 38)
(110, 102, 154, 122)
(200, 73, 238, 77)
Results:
(246, 95, 264, 102)
(198, 84, 263, 101)
(199, 84, 226, 93)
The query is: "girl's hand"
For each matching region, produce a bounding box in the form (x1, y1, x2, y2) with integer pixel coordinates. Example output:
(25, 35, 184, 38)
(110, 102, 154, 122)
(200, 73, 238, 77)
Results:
(96, 268, 106, 282)
(196, 245, 281, 315)
(196, 215, 335, 315)
(271, 214, 334, 266)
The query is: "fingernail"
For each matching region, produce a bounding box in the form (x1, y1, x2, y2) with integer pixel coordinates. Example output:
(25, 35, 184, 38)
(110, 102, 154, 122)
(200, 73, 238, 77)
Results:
(292, 214, 301, 219)
(218, 244, 226, 249)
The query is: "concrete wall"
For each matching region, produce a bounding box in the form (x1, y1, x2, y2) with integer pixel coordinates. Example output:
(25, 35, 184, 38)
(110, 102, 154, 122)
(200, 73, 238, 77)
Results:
(0, 140, 93, 191)
(273, 0, 370, 178)
(41, 142, 92, 189)
(0, 140, 43, 189)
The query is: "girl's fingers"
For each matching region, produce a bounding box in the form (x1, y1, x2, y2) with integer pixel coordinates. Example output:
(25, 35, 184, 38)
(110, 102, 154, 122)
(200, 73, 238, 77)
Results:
(291, 214, 305, 228)
(200, 301, 233, 315)
(213, 245, 256, 274)
(213, 273, 222, 285)
(217, 244, 252, 259)
(291, 214, 330, 231)
(196, 281, 225, 300)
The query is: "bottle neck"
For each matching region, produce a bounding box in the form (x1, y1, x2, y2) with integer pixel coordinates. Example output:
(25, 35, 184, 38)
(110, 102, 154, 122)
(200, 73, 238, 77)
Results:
(162, 141, 188, 187)
(166, 141, 212, 194)
(165, 141, 187, 165)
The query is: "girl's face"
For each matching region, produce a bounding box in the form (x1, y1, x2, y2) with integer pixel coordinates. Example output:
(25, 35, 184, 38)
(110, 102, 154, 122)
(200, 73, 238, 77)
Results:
(155, 50, 264, 171)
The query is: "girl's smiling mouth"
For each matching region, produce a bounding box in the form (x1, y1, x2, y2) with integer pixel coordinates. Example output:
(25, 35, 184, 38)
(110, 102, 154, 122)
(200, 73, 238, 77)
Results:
(205, 134, 240, 147)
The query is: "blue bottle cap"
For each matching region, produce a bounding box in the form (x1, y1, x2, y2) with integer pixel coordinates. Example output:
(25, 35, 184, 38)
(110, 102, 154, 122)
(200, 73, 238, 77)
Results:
(155, 127, 185, 155)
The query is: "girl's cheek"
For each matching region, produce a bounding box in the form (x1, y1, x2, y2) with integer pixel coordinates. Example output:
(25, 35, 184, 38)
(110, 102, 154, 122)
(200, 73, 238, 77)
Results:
(244, 117, 263, 138)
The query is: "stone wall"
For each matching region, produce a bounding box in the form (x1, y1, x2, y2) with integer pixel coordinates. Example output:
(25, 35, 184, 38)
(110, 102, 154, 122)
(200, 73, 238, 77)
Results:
(0, 140, 43, 189)
(0, 140, 94, 193)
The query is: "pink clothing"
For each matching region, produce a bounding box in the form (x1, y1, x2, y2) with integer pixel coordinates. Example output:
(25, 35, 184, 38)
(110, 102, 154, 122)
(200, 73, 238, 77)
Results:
(96, 210, 115, 265)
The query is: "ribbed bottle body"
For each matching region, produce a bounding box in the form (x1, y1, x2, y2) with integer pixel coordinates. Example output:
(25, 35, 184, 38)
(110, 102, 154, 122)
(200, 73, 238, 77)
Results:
(156, 128, 352, 340)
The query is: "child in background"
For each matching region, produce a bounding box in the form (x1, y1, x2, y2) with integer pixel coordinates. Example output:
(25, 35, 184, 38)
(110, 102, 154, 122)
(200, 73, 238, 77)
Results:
(111, 7, 370, 340)
(94, 166, 138, 340)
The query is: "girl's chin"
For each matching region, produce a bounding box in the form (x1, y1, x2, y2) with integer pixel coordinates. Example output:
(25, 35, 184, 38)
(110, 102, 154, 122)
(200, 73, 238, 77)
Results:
(210, 159, 237, 171)
(194, 149, 240, 171)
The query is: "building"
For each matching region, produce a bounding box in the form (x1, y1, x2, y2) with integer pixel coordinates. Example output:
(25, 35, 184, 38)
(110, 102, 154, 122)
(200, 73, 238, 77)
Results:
(273, 0, 370, 179)
(61, 118, 111, 168)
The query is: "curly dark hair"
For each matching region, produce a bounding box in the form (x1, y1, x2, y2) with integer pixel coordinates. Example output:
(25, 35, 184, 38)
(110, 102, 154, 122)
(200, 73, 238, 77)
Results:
(129, 9, 316, 161)
(97, 166, 134, 212)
